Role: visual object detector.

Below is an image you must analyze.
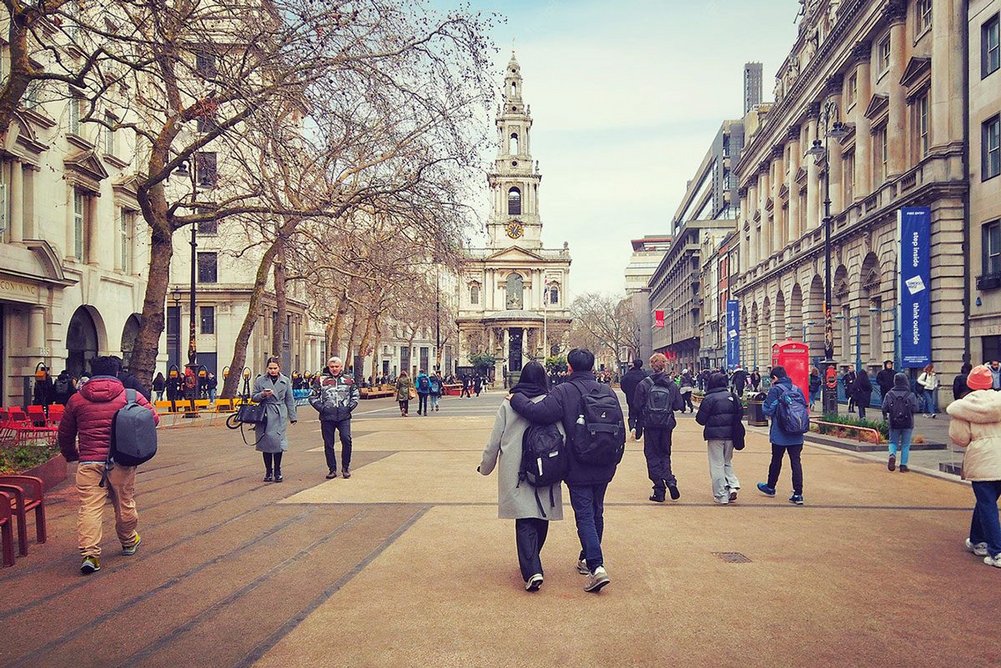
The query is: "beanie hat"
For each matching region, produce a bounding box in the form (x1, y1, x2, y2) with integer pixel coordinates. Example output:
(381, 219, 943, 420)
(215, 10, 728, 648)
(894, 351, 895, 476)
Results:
(967, 365, 994, 390)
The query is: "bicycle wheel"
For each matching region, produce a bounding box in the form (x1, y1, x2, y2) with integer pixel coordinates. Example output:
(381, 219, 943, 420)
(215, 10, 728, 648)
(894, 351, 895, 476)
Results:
(226, 413, 242, 430)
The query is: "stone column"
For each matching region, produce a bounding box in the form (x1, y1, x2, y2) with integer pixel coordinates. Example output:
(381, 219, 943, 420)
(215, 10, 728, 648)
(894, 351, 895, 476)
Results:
(9, 161, 23, 243)
(29, 306, 46, 357)
(786, 126, 801, 240)
(886, 4, 907, 176)
(930, 0, 962, 147)
(853, 42, 873, 199)
(771, 147, 783, 255)
(757, 164, 770, 258)
(747, 182, 758, 266)
(805, 112, 820, 230)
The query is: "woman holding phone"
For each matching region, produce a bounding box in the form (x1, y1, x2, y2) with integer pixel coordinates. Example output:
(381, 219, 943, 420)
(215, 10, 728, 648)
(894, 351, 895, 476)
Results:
(252, 357, 297, 482)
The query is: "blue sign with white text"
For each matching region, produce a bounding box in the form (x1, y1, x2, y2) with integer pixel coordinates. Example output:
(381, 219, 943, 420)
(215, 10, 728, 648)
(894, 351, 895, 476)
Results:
(899, 207, 931, 368)
(726, 299, 740, 370)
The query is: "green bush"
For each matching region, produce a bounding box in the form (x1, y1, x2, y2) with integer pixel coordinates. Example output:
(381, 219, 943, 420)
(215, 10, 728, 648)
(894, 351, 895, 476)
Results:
(817, 412, 889, 439)
(0, 443, 60, 474)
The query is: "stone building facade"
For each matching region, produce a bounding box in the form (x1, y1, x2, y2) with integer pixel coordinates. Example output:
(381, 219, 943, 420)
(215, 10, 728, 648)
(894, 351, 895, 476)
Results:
(625, 235, 672, 362)
(733, 0, 967, 379)
(457, 55, 572, 381)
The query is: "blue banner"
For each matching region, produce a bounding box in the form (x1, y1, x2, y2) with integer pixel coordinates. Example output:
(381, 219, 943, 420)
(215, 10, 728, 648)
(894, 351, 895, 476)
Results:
(899, 206, 931, 368)
(726, 299, 740, 370)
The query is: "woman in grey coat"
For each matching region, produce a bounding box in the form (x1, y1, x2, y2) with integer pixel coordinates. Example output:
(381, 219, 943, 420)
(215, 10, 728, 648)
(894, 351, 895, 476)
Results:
(252, 357, 297, 482)
(479, 361, 563, 592)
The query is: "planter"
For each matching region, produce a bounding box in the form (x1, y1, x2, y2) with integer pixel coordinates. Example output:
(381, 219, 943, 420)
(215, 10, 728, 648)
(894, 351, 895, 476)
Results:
(22, 454, 68, 492)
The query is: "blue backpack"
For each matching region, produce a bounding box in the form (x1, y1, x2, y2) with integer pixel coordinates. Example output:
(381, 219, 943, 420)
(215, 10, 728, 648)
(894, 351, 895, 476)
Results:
(775, 384, 810, 435)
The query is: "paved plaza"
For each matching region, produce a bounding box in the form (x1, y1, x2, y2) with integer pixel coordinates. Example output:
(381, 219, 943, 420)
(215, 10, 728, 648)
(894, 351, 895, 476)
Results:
(1, 392, 998, 667)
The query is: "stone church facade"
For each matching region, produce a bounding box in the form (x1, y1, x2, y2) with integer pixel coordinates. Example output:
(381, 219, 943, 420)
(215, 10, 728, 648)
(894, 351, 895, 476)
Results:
(456, 54, 572, 382)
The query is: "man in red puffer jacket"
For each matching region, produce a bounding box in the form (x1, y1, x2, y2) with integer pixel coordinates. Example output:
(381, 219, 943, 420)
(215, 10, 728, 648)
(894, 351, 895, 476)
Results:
(58, 356, 158, 575)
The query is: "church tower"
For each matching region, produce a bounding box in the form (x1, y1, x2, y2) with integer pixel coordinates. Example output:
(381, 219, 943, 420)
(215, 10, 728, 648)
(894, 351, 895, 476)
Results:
(486, 53, 544, 250)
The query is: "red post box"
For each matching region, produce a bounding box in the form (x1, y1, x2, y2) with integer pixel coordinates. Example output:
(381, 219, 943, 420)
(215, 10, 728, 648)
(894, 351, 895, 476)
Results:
(772, 341, 810, 400)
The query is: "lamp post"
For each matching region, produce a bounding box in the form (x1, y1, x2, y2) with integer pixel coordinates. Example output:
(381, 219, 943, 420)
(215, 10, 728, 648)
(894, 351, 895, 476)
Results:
(801, 320, 817, 342)
(807, 100, 849, 415)
(175, 161, 199, 418)
(435, 269, 441, 373)
(171, 288, 182, 370)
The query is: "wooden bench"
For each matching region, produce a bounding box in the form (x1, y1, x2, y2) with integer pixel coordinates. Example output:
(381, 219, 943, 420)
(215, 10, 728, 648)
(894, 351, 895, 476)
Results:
(360, 387, 394, 399)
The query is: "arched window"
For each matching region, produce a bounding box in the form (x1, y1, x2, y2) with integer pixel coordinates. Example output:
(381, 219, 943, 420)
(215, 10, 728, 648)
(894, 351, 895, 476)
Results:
(510, 81, 517, 97)
(469, 283, 480, 305)
(506, 273, 524, 310)
(549, 284, 559, 305)
(507, 187, 522, 215)
(510, 132, 519, 155)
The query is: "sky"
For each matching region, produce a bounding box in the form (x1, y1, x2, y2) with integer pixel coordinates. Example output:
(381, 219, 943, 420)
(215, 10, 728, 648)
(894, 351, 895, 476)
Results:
(447, 0, 801, 296)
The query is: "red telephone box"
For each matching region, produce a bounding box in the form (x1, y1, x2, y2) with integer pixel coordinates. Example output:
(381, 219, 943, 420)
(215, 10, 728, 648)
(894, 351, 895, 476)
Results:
(772, 341, 810, 400)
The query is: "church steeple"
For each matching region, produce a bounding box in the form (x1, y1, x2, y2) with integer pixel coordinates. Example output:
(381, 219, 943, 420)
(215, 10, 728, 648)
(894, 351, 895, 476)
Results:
(487, 53, 543, 250)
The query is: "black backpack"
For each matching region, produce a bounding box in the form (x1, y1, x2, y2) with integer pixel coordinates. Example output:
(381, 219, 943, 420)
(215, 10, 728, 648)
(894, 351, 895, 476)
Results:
(518, 423, 569, 518)
(110, 389, 158, 467)
(54, 376, 71, 395)
(886, 392, 912, 429)
(417, 375, 430, 393)
(775, 384, 810, 435)
(644, 381, 676, 428)
(571, 383, 626, 466)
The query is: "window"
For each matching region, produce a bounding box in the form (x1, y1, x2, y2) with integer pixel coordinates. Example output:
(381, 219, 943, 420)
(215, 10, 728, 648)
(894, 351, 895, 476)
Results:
(195, 152, 217, 188)
(877, 35, 891, 74)
(197, 252, 217, 283)
(549, 285, 559, 304)
(103, 113, 116, 156)
(196, 52, 217, 78)
(985, 15, 1000, 78)
(505, 273, 524, 310)
(874, 126, 888, 185)
(510, 132, 519, 155)
(69, 96, 82, 135)
(846, 71, 858, 107)
(469, 283, 479, 304)
(985, 115, 1001, 180)
(507, 187, 521, 215)
(119, 209, 134, 273)
(915, 0, 932, 36)
(869, 297, 883, 360)
(200, 306, 215, 334)
(73, 191, 85, 260)
(844, 151, 855, 204)
(983, 221, 1001, 275)
(197, 215, 218, 235)
(916, 94, 930, 158)
(23, 81, 40, 109)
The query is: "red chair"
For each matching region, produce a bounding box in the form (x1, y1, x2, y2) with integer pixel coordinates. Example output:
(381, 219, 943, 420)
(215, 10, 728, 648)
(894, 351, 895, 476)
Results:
(5, 408, 57, 447)
(0, 475, 47, 557)
(26, 405, 47, 427)
(0, 490, 14, 567)
(46, 404, 65, 427)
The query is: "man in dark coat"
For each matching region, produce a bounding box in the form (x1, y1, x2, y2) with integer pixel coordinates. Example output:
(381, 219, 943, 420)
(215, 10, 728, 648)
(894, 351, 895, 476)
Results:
(851, 370, 872, 419)
(875, 360, 896, 400)
(843, 368, 858, 412)
(695, 371, 743, 504)
(509, 348, 621, 593)
(634, 353, 685, 502)
(953, 362, 974, 401)
(310, 356, 360, 479)
(619, 359, 648, 434)
(731, 366, 748, 398)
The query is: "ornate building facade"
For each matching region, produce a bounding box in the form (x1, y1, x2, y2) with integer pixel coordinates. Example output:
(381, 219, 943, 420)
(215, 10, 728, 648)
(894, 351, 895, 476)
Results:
(456, 54, 572, 381)
(733, 0, 967, 382)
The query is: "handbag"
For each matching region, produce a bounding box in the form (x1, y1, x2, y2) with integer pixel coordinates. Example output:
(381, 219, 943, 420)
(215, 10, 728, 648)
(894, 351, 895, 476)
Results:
(731, 392, 746, 450)
(408, 387, 417, 400)
(237, 402, 267, 425)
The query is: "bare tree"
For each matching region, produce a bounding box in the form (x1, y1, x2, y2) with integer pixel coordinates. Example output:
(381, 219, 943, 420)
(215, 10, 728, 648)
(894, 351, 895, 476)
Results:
(569, 292, 639, 368)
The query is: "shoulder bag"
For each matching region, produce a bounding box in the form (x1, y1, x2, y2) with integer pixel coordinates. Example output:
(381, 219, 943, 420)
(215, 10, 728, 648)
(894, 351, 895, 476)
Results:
(731, 392, 746, 450)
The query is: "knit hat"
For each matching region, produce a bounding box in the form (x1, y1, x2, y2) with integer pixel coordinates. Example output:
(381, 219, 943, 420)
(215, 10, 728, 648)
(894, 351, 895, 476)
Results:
(967, 365, 994, 390)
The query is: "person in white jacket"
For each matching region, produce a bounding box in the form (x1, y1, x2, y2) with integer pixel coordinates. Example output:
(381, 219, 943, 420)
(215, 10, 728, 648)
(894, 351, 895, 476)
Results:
(946, 364, 1001, 567)
(917, 363, 939, 417)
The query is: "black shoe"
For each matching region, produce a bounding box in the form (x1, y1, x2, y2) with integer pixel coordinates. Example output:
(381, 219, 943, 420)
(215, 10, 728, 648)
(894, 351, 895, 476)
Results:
(649, 492, 665, 503)
(263, 473, 273, 482)
(326, 469, 337, 479)
(275, 473, 283, 482)
(668, 484, 681, 501)
(899, 465, 910, 472)
(342, 468, 351, 479)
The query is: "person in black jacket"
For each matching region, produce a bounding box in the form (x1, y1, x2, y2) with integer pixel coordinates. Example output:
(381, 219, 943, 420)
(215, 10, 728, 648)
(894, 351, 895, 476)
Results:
(953, 362, 973, 402)
(851, 370, 872, 419)
(633, 353, 685, 502)
(876, 360, 896, 400)
(619, 359, 648, 434)
(730, 366, 748, 397)
(695, 372, 743, 504)
(881, 372, 921, 472)
(310, 357, 361, 479)
(508, 348, 620, 593)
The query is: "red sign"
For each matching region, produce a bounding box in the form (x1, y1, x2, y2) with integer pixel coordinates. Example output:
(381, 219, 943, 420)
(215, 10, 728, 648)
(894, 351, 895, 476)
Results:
(654, 310, 665, 328)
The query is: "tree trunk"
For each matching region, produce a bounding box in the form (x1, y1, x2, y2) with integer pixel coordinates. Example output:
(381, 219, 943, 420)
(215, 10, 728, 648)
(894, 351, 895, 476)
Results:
(272, 236, 288, 366)
(371, 320, 382, 384)
(126, 220, 173, 390)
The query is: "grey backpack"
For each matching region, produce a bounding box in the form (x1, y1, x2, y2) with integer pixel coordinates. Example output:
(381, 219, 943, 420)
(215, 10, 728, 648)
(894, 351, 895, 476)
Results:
(110, 389, 158, 467)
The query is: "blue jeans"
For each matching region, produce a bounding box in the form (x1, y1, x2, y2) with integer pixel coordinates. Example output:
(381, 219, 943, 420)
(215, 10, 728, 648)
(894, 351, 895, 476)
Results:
(568, 483, 608, 572)
(888, 428, 913, 466)
(430, 394, 440, 410)
(923, 389, 936, 413)
(970, 480, 1001, 558)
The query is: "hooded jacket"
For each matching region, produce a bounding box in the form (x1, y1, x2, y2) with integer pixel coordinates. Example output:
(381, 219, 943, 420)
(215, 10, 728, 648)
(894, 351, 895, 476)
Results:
(881, 373, 920, 430)
(58, 375, 159, 463)
(695, 375, 742, 441)
(762, 376, 805, 446)
(946, 389, 1001, 481)
(620, 367, 648, 408)
(633, 371, 684, 430)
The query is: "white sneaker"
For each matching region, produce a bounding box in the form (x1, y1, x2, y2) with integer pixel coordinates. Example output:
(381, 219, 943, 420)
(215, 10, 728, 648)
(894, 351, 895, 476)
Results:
(576, 558, 589, 575)
(525, 573, 543, 591)
(584, 566, 610, 592)
(984, 554, 1001, 568)
(966, 538, 989, 557)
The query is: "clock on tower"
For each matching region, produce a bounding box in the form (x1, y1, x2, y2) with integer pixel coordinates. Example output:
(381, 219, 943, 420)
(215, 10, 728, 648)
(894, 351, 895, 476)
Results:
(505, 220, 524, 239)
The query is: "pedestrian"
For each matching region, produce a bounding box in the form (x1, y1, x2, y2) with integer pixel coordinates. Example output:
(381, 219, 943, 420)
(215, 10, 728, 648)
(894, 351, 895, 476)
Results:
(310, 356, 360, 480)
(152, 372, 166, 402)
(207, 372, 218, 403)
(881, 372, 921, 473)
(53, 369, 77, 406)
(946, 365, 1001, 568)
(508, 348, 623, 593)
(479, 361, 564, 591)
(679, 369, 695, 414)
(876, 360, 896, 400)
(395, 371, 414, 417)
(695, 371, 742, 504)
(58, 356, 158, 574)
(109, 356, 151, 401)
(756, 366, 808, 505)
(851, 369, 872, 419)
(917, 363, 939, 417)
(252, 357, 297, 482)
(843, 367, 857, 414)
(474, 374, 484, 397)
(808, 366, 822, 411)
(620, 359, 648, 435)
(461, 374, 472, 398)
(954, 362, 974, 401)
(730, 365, 748, 398)
(33, 365, 54, 408)
(166, 369, 182, 402)
(990, 360, 1001, 390)
(749, 367, 761, 392)
(633, 353, 684, 502)
(429, 371, 443, 412)
(415, 369, 431, 415)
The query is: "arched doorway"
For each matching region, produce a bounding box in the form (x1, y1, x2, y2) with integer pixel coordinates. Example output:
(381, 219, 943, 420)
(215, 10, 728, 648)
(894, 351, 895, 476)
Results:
(121, 314, 142, 366)
(67, 306, 99, 378)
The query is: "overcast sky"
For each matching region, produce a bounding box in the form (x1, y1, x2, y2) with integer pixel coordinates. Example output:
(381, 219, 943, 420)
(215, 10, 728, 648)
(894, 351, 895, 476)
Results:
(455, 0, 800, 295)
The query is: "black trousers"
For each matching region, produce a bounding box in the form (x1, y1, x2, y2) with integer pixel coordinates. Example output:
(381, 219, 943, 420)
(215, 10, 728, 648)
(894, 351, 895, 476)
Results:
(681, 392, 694, 413)
(263, 452, 283, 474)
(515, 518, 549, 581)
(627, 404, 639, 431)
(643, 427, 676, 491)
(767, 443, 803, 494)
(417, 394, 429, 414)
(321, 419, 352, 472)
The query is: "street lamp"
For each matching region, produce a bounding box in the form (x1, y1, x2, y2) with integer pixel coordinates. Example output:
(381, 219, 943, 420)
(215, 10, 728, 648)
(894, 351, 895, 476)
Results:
(801, 320, 817, 342)
(174, 160, 199, 418)
(171, 288, 182, 370)
(807, 99, 849, 415)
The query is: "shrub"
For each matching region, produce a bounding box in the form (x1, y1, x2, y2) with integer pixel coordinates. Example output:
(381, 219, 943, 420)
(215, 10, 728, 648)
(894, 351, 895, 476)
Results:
(0, 443, 60, 475)
(816, 413, 889, 441)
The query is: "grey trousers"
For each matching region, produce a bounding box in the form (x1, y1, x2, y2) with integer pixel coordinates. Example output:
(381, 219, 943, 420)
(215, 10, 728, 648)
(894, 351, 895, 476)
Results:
(707, 439, 740, 503)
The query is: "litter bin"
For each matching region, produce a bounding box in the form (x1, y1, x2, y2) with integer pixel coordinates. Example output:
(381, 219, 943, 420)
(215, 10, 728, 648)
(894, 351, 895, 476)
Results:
(746, 392, 768, 426)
